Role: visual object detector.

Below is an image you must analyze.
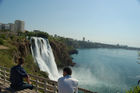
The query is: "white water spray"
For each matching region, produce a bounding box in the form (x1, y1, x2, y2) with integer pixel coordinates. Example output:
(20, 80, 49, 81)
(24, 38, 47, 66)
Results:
(30, 37, 59, 81)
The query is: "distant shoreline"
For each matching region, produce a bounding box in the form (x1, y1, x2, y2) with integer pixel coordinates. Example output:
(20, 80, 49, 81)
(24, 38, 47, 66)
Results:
(77, 46, 140, 51)
(77, 47, 140, 51)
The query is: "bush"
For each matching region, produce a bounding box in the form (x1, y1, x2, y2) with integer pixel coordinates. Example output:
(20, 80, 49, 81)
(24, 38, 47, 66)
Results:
(126, 86, 140, 93)
(0, 38, 4, 45)
(10, 35, 16, 40)
(0, 34, 6, 39)
(26, 31, 49, 39)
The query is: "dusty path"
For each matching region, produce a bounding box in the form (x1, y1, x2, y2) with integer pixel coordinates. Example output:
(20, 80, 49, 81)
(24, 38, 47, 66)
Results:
(0, 45, 9, 49)
(0, 81, 36, 93)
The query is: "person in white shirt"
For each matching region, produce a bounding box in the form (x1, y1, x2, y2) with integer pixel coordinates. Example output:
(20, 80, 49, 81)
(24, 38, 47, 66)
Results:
(58, 67, 78, 93)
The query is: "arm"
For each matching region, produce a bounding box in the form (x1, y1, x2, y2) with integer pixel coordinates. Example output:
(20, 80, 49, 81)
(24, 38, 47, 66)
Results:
(16, 67, 28, 77)
(16, 67, 31, 84)
(73, 80, 78, 93)
(58, 78, 63, 93)
(58, 78, 61, 93)
(75, 86, 78, 93)
(25, 75, 31, 84)
(75, 82, 78, 93)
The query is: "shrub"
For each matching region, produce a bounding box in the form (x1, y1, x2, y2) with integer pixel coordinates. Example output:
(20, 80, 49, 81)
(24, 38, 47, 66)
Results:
(0, 38, 4, 45)
(126, 86, 140, 93)
(0, 34, 6, 39)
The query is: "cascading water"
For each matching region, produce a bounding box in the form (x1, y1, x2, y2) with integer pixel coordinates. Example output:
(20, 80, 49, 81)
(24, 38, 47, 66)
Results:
(30, 37, 60, 81)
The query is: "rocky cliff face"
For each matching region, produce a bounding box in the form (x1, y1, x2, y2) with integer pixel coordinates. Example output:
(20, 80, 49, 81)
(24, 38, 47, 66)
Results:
(50, 40, 75, 68)
(10, 38, 47, 77)
(13, 37, 75, 68)
(1, 32, 74, 78)
(25, 31, 76, 68)
(11, 39, 31, 63)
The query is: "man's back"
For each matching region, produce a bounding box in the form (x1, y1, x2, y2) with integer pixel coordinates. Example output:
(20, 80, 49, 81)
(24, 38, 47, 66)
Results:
(10, 65, 28, 88)
(58, 75, 78, 93)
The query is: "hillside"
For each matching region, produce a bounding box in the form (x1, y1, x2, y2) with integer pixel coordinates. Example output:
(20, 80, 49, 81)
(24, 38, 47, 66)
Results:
(0, 31, 76, 78)
(25, 31, 76, 67)
(0, 32, 49, 78)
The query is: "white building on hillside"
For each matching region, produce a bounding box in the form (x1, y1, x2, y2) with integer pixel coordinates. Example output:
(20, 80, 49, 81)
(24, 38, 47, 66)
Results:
(4, 24, 10, 30)
(8, 23, 15, 32)
(15, 20, 25, 32)
(0, 24, 10, 30)
(0, 20, 25, 32)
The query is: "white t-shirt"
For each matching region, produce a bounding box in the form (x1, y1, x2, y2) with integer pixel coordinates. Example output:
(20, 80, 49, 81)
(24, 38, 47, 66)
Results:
(58, 75, 78, 93)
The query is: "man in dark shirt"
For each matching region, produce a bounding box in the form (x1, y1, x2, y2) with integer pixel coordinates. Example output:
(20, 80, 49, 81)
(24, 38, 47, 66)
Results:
(10, 58, 33, 91)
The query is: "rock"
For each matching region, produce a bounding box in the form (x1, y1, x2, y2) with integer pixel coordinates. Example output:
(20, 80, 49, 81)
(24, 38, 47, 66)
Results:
(50, 40, 75, 67)
(69, 49, 78, 55)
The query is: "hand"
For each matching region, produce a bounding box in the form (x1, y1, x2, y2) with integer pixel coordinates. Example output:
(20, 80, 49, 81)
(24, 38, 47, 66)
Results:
(29, 81, 32, 84)
(25, 76, 32, 84)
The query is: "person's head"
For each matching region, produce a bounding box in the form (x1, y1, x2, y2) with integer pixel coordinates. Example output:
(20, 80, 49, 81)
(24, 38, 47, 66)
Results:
(17, 57, 24, 65)
(63, 67, 72, 77)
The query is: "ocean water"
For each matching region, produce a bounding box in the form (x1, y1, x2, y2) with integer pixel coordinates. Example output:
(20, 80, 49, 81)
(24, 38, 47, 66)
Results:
(71, 48, 140, 93)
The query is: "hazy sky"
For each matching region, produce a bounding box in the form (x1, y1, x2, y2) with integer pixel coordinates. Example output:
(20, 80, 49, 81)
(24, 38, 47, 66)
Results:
(0, 0, 140, 47)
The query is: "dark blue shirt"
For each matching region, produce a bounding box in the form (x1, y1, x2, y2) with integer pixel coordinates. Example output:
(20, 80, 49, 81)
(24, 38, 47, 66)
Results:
(10, 65, 28, 87)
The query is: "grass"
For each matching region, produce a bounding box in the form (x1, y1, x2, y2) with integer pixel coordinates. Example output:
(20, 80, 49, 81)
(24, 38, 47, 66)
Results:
(0, 49, 15, 68)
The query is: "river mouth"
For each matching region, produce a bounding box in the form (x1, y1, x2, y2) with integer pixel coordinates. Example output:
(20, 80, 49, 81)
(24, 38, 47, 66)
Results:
(71, 48, 140, 93)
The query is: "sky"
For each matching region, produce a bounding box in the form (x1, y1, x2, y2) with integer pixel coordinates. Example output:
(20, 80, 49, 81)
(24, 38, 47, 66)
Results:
(0, 0, 140, 47)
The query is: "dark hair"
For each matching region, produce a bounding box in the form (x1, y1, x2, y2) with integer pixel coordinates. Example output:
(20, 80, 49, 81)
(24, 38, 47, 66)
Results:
(18, 58, 24, 65)
(63, 67, 72, 75)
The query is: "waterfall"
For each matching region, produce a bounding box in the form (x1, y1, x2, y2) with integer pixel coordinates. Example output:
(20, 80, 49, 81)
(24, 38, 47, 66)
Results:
(30, 37, 60, 81)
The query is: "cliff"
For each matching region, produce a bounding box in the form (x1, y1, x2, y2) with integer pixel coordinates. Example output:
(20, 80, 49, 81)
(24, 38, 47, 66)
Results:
(26, 31, 76, 67)
(50, 40, 75, 68)
(0, 33, 48, 78)
(0, 31, 76, 78)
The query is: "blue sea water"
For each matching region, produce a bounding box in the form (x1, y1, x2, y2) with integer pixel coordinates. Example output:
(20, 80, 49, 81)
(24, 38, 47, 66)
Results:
(71, 48, 140, 93)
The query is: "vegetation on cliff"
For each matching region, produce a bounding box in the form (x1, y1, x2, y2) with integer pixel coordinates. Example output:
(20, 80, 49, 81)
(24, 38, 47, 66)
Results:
(0, 32, 48, 78)
(126, 86, 140, 93)
(26, 31, 76, 67)
(0, 31, 76, 78)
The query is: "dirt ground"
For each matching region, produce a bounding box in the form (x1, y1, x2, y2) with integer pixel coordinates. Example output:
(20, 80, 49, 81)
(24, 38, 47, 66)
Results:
(0, 45, 9, 49)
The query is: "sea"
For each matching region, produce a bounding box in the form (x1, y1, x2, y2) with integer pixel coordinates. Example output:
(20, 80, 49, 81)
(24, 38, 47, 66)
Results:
(71, 48, 140, 93)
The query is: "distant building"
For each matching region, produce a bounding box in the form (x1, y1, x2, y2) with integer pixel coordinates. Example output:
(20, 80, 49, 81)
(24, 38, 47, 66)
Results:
(116, 44, 120, 47)
(8, 23, 15, 32)
(15, 20, 25, 32)
(1, 24, 5, 30)
(4, 24, 10, 30)
(0, 20, 25, 32)
(54, 34, 57, 37)
(83, 37, 85, 41)
(0, 24, 9, 30)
